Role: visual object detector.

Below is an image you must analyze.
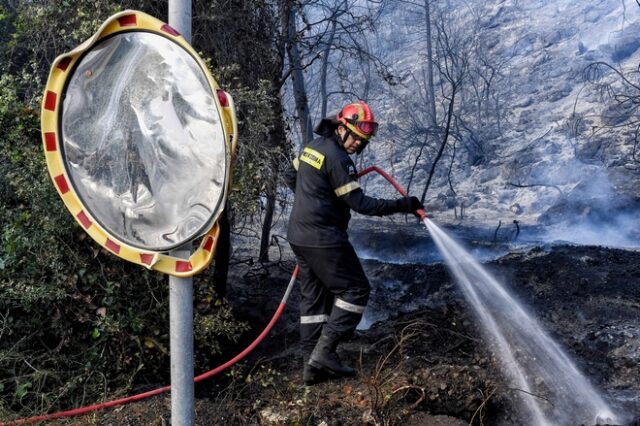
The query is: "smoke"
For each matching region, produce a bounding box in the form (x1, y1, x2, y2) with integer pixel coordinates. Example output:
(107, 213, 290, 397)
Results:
(537, 166, 640, 249)
(545, 212, 640, 248)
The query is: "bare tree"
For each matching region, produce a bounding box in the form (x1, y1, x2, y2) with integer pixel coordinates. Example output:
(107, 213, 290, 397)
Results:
(391, 2, 470, 202)
(296, 0, 391, 115)
(319, 1, 347, 117)
(388, 1, 516, 203)
(282, 0, 315, 145)
(581, 60, 640, 165)
(423, 0, 437, 127)
(194, 0, 290, 264)
(257, 0, 387, 261)
(420, 5, 471, 203)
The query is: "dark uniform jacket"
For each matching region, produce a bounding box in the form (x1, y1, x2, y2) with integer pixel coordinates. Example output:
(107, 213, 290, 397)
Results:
(285, 123, 403, 248)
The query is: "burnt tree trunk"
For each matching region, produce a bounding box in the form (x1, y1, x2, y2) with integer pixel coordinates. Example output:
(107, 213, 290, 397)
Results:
(424, 0, 437, 128)
(285, 2, 314, 145)
(259, 185, 276, 263)
(421, 86, 457, 204)
(320, 14, 339, 117)
(258, 94, 286, 263)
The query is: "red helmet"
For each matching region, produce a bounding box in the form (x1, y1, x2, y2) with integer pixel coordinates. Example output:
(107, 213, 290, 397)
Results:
(336, 101, 379, 140)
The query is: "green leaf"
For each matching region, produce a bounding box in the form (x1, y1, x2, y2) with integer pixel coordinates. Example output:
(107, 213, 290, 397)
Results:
(91, 327, 101, 339)
(16, 382, 31, 399)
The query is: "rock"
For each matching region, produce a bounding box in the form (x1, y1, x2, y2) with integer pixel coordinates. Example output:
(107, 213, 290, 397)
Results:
(513, 96, 534, 108)
(478, 168, 500, 183)
(510, 203, 523, 215)
(546, 84, 572, 102)
(608, 166, 640, 200)
(610, 24, 640, 62)
(577, 41, 587, 55)
(545, 142, 561, 154)
(260, 407, 289, 424)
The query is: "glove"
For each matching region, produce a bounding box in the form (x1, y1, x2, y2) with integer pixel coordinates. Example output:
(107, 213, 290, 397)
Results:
(398, 196, 424, 217)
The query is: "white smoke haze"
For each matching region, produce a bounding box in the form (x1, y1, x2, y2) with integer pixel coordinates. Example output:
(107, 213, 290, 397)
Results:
(546, 213, 640, 249)
(537, 167, 640, 249)
(324, 0, 640, 228)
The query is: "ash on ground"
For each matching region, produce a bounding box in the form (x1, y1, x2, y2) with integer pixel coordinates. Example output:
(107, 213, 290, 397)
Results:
(223, 242, 640, 425)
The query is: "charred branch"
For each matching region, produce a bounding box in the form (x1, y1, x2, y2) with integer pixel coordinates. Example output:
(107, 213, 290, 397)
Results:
(493, 220, 502, 243)
(447, 137, 457, 196)
(507, 182, 564, 197)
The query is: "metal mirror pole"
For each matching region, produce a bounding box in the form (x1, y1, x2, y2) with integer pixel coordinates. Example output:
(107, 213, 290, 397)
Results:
(169, 1, 194, 425)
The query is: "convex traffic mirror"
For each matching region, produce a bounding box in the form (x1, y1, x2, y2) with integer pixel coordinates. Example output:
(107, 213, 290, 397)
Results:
(41, 10, 237, 276)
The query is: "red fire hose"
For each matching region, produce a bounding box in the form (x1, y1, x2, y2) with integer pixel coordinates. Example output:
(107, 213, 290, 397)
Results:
(358, 166, 428, 220)
(3, 166, 421, 425)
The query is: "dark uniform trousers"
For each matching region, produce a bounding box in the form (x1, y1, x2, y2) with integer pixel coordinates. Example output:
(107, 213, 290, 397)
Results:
(290, 243, 369, 357)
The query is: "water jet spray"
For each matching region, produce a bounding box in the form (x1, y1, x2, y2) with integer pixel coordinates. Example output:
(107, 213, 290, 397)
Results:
(358, 166, 621, 426)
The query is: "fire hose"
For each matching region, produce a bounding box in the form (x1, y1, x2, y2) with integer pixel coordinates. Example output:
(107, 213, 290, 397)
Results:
(3, 166, 425, 425)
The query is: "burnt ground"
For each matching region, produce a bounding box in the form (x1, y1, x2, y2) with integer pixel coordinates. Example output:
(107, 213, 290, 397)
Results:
(45, 242, 640, 426)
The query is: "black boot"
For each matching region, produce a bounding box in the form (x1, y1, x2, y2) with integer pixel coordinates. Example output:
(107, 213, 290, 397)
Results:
(308, 332, 356, 377)
(303, 360, 329, 386)
(302, 349, 332, 386)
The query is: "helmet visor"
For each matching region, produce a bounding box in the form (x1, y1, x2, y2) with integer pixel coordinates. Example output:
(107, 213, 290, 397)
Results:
(357, 120, 378, 137)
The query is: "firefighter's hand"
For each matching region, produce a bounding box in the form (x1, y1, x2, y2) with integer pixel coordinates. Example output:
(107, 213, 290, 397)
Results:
(398, 196, 424, 217)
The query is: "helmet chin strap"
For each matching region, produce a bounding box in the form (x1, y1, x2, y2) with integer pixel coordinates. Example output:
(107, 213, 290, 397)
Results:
(341, 130, 351, 148)
(337, 128, 369, 154)
(336, 127, 350, 150)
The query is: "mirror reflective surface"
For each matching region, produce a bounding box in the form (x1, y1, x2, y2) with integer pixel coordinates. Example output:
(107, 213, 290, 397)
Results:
(61, 32, 226, 251)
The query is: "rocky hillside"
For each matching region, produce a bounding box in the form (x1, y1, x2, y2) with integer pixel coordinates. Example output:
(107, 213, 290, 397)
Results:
(359, 0, 640, 242)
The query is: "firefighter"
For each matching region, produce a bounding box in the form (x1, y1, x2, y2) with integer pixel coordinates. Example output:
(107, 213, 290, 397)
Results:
(284, 101, 424, 385)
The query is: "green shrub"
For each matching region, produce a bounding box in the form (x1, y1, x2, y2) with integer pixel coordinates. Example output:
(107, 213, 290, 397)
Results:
(0, 1, 286, 418)
(0, 47, 247, 421)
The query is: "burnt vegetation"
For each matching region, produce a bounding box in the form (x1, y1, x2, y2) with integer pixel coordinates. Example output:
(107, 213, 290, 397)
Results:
(1, 0, 640, 424)
(34, 244, 640, 425)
